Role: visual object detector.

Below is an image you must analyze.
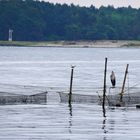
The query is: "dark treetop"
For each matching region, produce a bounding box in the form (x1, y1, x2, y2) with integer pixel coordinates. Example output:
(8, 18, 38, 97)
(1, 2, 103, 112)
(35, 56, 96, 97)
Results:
(0, 0, 140, 41)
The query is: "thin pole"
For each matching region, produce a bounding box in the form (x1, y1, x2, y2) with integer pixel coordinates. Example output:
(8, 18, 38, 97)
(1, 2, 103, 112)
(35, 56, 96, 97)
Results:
(103, 58, 107, 117)
(69, 66, 75, 104)
(120, 64, 129, 102)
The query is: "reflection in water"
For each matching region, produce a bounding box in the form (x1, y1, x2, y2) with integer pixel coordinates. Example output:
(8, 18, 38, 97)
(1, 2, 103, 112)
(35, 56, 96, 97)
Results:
(109, 119, 115, 131)
(68, 103, 73, 134)
(0, 48, 140, 139)
(102, 118, 108, 134)
(103, 137, 108, 140)
(102, 117, 109, 140)
(68, 103, 73, 117)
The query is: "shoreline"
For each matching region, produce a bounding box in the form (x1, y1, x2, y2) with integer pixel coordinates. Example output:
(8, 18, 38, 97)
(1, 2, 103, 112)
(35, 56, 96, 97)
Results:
(0, 40, 140, 48)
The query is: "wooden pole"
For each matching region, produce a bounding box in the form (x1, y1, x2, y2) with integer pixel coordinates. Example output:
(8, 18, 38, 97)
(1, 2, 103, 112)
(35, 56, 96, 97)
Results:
(103, 58, 107, 117)
(69, 66, 75, 104)
(120, 64, 129, 102)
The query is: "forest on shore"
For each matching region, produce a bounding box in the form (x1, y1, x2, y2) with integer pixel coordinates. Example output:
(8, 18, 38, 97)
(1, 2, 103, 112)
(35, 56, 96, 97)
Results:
(0, 0, 140, 41)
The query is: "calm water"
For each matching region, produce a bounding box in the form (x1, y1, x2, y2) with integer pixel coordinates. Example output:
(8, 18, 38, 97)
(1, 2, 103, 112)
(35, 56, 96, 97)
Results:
(0, 46, 140, 139)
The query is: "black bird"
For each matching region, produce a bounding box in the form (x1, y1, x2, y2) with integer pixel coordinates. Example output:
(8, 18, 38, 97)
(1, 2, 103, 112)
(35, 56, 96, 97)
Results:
(110, 71, 116, 88)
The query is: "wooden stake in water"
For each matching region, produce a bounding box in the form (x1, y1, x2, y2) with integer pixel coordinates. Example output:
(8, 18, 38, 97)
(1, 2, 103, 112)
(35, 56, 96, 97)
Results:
(103, 58, 107, 117)
(69, 65, 75, 104)
(120, 64, 129, 102)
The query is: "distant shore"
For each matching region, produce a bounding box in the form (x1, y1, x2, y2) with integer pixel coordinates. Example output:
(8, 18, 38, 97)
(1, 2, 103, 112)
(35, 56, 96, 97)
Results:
(0, 40, 140, 48)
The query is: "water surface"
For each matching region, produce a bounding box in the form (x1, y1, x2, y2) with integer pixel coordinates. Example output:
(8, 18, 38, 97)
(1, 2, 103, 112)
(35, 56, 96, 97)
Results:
(0, 46, 140, 139)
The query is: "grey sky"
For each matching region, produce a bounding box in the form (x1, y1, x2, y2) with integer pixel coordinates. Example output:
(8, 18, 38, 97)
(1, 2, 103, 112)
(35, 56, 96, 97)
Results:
(42, 0, 140, 8)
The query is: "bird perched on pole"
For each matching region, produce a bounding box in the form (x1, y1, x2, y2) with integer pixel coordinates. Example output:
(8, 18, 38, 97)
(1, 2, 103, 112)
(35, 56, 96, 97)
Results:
(110, 71, 116, 88)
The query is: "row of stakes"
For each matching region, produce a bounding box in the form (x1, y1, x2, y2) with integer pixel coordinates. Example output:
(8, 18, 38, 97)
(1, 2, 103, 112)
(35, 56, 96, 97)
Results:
(68, 58, 131, 112)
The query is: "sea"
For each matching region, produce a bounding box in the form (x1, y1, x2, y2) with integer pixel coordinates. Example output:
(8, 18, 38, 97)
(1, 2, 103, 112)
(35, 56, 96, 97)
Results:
(0, 46, 140, 139)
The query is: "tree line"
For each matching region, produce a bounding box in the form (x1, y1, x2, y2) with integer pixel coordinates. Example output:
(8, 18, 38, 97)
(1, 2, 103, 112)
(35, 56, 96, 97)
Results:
(0, 0, 140, 41)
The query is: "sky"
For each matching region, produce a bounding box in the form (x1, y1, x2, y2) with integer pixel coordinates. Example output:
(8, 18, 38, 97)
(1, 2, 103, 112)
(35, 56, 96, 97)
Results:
(42, 0, 140, 8)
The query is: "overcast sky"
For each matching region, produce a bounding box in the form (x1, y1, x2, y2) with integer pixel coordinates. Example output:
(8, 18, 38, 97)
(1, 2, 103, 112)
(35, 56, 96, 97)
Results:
(42, 0, 140, 8)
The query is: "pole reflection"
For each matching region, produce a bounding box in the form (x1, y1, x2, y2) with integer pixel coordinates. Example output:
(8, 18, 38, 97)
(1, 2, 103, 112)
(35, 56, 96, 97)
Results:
(68, 103, 73, 134)
(102, 118, 108, 134)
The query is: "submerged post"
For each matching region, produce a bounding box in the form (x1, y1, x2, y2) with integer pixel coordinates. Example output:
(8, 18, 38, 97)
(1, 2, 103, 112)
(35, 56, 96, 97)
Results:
(120, 64, 129, 102)
(103, 58, 107, 117)
(69, 65, 75, 104)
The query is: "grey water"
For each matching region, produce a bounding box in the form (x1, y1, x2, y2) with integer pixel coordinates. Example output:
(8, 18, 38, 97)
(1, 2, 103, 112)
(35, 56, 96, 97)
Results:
(0, 46, 140, 139)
